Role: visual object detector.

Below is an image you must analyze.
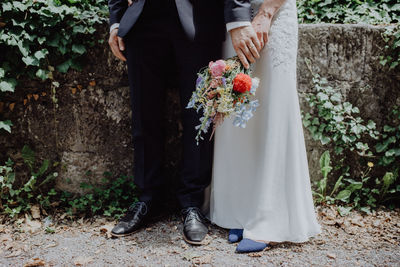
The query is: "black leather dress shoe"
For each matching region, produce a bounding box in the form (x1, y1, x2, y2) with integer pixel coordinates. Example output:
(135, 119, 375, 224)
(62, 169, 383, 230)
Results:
(182, 207, 208, 245)
(111, 202, 149, 237)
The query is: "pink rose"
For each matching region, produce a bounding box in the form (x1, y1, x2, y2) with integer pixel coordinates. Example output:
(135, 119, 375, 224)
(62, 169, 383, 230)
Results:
(209, 60, 226, 77)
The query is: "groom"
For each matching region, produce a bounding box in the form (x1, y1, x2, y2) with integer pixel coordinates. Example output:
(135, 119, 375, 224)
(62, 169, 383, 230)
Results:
(108, 0, 259, 244)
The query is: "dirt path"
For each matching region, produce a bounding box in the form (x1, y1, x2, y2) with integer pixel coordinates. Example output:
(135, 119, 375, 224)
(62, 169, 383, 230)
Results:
(1, 206, 399, 267)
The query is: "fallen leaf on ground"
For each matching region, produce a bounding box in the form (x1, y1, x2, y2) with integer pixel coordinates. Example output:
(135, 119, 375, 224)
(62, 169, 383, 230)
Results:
(9, 103, 15, 111)
(248, 252, 263, 257)
(23, 258, 46, 267)
(350, 218, 364, 227)
(182, 252, 199, 261)
(1, 234, 13, 242)
(74, 256, 94, 266)
(22, 216, 42, 233)
(167, 249, 179, 254)
(327, 253, 336, 259)
(99, 224, 114, 239)
(5, 250, 22, 258)
(192, 255, 213, 265)
(202, 246, 214, 251)
(30, 205, 41, 219)
(44, 241, 58, 249)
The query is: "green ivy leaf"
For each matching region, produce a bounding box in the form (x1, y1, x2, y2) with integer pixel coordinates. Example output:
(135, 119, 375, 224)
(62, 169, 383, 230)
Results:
(37, 36, 47, 45)
(35, 69, 48, 80)
(383, 125, 396, 132)
(47, 34, 61, 47)
(321, 135, 331, 145)
(22, 56, 40, 67)
(71, 44, 86, 55)
(337, 206, 352, 216)
(12, 1, 28, 11)
(0, 120, 13, 133)
(2, 2, 13, 11)
(72, 25, 86, 34)
(0, 79, 17, 92)
(366, 120, 376, 129)
(34, 49, 48, 61)
(56, 60, 72, 73)
(360, 206, 371, 214)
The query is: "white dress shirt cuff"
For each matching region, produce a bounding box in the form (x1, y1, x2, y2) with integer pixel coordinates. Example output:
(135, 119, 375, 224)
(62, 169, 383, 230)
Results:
(110, 23, 120, 33)
(226, 21, 252, 32)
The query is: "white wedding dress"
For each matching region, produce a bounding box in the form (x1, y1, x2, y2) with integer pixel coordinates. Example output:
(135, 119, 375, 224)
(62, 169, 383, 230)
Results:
(209, 0, 321, 243)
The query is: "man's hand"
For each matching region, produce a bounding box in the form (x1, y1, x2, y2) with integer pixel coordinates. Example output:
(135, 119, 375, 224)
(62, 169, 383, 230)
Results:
(252, 13, 272, 50)
(229, 26, 261, 69)
(108, 28, 126, 61)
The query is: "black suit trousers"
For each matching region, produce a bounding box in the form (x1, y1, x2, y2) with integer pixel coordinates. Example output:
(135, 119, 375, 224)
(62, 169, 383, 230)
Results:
(124, 5, 222, 208)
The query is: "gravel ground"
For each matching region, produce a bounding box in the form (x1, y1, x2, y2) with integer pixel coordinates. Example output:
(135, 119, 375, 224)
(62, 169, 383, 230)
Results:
(1, 206, 399, 267)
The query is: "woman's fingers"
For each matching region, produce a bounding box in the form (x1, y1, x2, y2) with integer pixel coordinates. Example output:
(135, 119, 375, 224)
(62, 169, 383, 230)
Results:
(251, 35, 262, 52)
(128, 0, 133, 6)
(248, 40, 260, 59)
(236, 48, 250, 69)
(263, 32, 268, 46)
(257, 32, 264, 49)
(240, 41, 256, 64)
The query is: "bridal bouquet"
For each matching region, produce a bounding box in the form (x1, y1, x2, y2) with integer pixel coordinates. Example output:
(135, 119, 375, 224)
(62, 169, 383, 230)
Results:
(187, 57, 260, 144)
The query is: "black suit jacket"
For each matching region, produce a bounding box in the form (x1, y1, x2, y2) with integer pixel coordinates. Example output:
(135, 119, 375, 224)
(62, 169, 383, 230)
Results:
(108, 0, 251, 41)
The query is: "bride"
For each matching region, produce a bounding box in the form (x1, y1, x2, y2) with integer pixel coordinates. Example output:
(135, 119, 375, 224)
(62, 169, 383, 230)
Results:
(209, 0, 321, 253)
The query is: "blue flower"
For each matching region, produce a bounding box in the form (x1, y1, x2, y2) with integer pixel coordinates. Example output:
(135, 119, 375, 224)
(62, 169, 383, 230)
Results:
(187, 97, 196, 109)
(196, 76, 203, 88)
(221, 77, 227, 87)
(232, 100, 259, 128)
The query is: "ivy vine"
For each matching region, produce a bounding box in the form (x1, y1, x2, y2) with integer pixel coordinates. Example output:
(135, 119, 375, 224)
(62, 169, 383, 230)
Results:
(0, 0, 107, 132)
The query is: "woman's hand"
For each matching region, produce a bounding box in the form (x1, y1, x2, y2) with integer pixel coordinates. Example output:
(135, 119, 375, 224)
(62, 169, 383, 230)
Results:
(229, 26, 261, 69)
(252, 13, 272, 50)
(127, 0, 133, 6)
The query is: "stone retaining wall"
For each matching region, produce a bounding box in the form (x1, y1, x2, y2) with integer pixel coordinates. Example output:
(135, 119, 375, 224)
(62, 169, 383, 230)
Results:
(1, 24, 398, 193)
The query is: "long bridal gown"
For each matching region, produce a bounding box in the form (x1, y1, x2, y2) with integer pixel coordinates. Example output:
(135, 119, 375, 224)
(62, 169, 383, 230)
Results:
(209, 0, 321, 243)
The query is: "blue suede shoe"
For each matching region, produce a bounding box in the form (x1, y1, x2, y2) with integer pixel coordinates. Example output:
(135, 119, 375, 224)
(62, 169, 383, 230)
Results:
(236, 238, 269, 253)
(228, 229, 243, 243)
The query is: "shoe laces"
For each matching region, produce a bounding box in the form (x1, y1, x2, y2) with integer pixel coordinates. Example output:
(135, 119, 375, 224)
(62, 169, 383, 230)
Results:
(120, 202, 148, 222)
(182, 207, 205, 224)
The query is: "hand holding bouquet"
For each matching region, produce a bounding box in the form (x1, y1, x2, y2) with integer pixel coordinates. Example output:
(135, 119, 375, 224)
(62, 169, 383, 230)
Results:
(187, 57, 260, 144)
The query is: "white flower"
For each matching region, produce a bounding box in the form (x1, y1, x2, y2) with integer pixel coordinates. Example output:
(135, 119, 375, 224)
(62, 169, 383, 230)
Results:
(250, 78, 260, 95)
